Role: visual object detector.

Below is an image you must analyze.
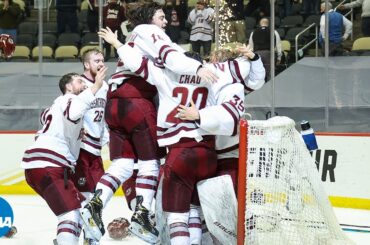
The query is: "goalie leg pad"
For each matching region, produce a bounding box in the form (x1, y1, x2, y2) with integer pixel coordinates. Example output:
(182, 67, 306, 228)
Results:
(197, 175, 237, 245)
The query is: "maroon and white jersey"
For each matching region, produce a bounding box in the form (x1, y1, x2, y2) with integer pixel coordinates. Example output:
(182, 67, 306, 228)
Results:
(107, 60, 158, 99)
(117, 45, 264, 147)
(80, 75, 109, 156)
(21, 90, 96, 170)
(195, 57, 266, 159)
(108, 24, 202, 99)
(127, 24, 202, 75)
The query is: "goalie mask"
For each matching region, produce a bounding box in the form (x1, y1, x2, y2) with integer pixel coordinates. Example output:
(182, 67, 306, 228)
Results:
(0, 34, 15, 58)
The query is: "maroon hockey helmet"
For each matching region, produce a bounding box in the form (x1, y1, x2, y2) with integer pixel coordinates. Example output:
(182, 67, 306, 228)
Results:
(107, 217, 130, 240)
(0, 34, 15, 58)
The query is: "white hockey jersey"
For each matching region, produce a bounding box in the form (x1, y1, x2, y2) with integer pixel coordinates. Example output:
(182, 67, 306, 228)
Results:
(188, 7, 214, 42)
(21, 90, 96, 170)
(80, 75, 109, 156)
(117, 45, 265, 147)
(128, 24, 202, 75)
(197, 57, 266, 159)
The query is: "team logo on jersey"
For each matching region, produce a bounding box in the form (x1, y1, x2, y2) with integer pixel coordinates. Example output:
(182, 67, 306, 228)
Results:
(126, 187, 132, 196)
(0, 197, 14, 237)
(78, 177, 87, 186)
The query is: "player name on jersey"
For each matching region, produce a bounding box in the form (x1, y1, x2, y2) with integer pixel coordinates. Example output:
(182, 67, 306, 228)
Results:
(179, 75, 201, 84)
(90, 98, 106, 109)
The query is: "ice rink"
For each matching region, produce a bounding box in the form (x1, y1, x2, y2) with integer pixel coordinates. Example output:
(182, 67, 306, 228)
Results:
(0, 195, 369, 245)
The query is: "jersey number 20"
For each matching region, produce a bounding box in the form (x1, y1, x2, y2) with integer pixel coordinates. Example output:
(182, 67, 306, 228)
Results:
(166, 87, 208, 124)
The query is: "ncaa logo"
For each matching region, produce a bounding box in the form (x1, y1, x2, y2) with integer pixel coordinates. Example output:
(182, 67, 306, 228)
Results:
(0, 196, 14, 237)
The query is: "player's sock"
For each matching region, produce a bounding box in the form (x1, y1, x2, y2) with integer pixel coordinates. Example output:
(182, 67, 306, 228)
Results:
(95, 175, 118, 208)
(136, 159, 159, 210)
(97, 158, 134, 207)
(56, 210, 81, 245)
(168, 212, 190, 245)
(189, 205, 202, 245)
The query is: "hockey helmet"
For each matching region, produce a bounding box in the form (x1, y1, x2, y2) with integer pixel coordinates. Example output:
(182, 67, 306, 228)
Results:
(0, 34, 15, 58)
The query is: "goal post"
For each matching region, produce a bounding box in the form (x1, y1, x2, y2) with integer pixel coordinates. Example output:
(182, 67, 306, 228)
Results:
(237, 118, 248, 245)
(237, 116, 354, 245)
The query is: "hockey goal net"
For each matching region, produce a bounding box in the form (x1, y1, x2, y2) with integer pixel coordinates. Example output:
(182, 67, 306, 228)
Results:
(237, 116, 353, 245)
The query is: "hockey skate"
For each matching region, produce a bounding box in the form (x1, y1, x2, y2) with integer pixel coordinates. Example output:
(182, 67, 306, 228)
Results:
(83, 238, 100, 245)
(80, 189, 105, 241)
(83, 228, 100, 245)
(129, 195, 159, 244)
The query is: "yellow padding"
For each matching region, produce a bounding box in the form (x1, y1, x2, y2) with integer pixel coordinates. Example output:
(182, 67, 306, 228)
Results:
(0, 181, 124, 196)
(329, 196, 370, 210)
(0, 172, 25, 185)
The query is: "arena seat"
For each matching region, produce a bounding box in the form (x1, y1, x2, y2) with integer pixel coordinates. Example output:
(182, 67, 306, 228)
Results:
(31, 46, 54, 61)
(55, 46, 79, 61)
(11, 46, 31, 61)
(352, 37, 370, 51)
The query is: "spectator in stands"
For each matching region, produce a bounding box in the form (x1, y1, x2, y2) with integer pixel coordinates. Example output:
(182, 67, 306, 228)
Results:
(103, 0, 126, 60)
(56, 0, 79, 34)
(249, 17, 282, 81)
(87, 0, 98, 32)
(188, 0, 214, 57)
(319, 2, 352, 56)
(164, 0, 181, 43)
(338, 0, 370, 37)
(0, 0, 22, 42)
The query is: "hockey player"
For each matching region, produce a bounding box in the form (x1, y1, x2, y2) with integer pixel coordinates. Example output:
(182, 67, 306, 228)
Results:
(21, 69, 107, 245)
(98, 24, 265, 244)
(71, 48, 109, 244)
(81, 2, 218, 243)
(180, 46, 265, 193)
(179, 46, 265, 244)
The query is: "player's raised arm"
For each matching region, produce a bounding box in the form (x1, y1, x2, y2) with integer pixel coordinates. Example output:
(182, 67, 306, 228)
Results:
(237, 45, 266, 91)
(99, 29, 167, 87)
(178, 83, 245, 136)
(133, 26, 218, 83)
(98, 27, 123, 50)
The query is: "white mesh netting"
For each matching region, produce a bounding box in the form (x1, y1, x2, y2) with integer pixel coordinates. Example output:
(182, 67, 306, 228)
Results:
(242, 116, 354, 245)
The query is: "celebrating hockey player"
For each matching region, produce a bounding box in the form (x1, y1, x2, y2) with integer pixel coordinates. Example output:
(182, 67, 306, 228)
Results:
(81, 2, 219, 243)
(70, 48, 109, 244)
(21, 69, 107, 245)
